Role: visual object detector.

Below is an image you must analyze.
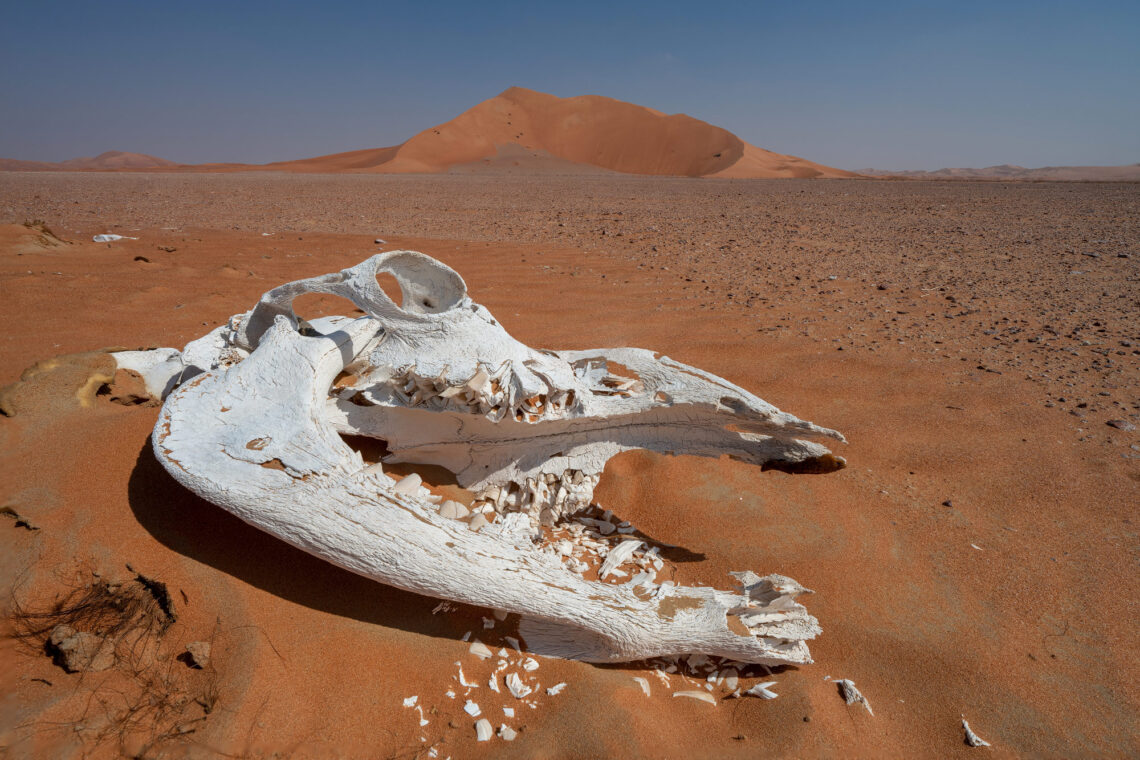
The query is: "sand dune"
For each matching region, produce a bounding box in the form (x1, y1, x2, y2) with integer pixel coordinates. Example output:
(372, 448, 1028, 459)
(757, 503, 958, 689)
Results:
(0, 89, 854, 178)
(61, 151, 178, 170)
(860, 163, 1140, 181)
(0, 151, 176, 172)
(364, 87, 854, 178)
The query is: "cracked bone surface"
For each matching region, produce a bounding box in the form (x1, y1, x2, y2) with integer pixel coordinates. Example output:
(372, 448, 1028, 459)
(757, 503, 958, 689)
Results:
(144, 251, 846, 664)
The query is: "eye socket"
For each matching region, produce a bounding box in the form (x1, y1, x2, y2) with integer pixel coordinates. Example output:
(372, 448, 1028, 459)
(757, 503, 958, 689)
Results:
(374, 252, 467, 315)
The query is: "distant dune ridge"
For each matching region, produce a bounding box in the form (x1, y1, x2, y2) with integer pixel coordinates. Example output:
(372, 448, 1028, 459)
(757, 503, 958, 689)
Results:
(0, 150, 176, 172)
(0, 88, 854, 178)
(859, 163, 1140, 181)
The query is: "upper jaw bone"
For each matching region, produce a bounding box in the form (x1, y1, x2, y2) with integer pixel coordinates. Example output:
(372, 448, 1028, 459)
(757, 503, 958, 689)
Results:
(145, 250, 845, 665)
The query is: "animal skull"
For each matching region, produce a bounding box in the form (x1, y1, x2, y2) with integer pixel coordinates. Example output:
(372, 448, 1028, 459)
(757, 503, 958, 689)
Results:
(127, 251, 846, 664)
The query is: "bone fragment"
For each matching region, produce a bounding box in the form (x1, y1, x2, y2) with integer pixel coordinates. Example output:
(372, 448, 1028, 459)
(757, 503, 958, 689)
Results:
(963, 719, 991, 747)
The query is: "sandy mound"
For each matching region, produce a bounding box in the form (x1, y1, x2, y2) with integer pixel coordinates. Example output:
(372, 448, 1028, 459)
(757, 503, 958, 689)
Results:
(369, 87, 854, 178)
(0, 151, 177, 172)
(861, 163, 1140, 181)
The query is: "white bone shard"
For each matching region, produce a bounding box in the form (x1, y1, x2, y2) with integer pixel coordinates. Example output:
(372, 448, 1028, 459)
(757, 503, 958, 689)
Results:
(146, 251, 846, 665)
(962, 719, 991, 747)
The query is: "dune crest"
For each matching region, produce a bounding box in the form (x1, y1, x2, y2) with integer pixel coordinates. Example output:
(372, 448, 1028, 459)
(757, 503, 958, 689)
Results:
(0, 89, 854, 178)
(367, 87, 853, 178)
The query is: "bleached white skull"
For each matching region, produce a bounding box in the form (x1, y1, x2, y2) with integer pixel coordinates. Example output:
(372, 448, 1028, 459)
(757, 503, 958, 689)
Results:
(126, 251, 846, 665)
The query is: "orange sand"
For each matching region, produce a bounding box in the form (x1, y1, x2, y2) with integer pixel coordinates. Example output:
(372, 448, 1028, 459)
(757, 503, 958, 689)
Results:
(0, 176, 1137, 758)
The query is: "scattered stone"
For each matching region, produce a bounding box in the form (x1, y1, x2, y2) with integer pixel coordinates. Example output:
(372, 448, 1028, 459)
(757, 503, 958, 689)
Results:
(474, 718, 492, 741)
(374, 238, 387, 244)
(942, 500, 953, 508)
(184, 641, 211, 669)
(835, 679, 873, 715)
(47, 625, 114, 672)
(1107, 419, 1136, 431)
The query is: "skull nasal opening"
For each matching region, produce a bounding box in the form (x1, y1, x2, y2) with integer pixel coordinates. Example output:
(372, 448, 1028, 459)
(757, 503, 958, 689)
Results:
(376, 251, 467, 314)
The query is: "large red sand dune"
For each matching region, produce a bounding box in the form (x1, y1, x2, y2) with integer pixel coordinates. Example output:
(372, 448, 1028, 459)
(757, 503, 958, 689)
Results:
(0, 89, 854, 178)
(361, 87, 853, 178)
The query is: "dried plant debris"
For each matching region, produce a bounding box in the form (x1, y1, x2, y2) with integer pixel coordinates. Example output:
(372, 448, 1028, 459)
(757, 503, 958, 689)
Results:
(962, 719, 991, 747)
(7, 569, 221, 757)
(1, 505, 40, 531)
(835, 679, 873, 715)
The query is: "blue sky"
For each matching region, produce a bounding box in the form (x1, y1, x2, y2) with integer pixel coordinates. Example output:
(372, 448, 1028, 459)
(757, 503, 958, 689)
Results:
(1, 0, 1136, 169)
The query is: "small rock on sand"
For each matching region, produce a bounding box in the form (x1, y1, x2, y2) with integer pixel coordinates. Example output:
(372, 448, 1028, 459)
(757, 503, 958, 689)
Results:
(48, 625, 114, 672)
(184, 640, 211, 669)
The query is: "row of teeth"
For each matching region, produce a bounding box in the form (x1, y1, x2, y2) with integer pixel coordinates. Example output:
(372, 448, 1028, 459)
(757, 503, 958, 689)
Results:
(390, 470, 789, 642)
(386, 367, 577, 423)
(476, 471, 599, 523)
(386, 469, 599, 531)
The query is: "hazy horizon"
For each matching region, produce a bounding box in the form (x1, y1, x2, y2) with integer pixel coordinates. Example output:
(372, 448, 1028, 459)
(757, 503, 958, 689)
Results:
(1, 0, 1137, 171)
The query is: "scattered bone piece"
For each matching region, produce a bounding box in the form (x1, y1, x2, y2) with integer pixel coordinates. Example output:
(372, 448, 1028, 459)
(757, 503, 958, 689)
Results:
(505, 636, 521, 651)
(506, 672, 533, 698)
(493, 609, 509, 621)
(546, 682, 567, 696)
(598, 541, 639, 578)
(456, 663, 477, 688)
(674, 690, 717, 705)
(722, 669, 739, 691)
(499, 725, 517, 741)
(464, 700, 481, 717)
(474, 719, 493, 742)
(488, 676, 500, 692)
(742, 682, 779, 699)
(633, 676, 651, 696)
(468, 514, 488, 531)
(836, 679, 873, 715)
(482, 617, 495, 629)
(503, 707, 515, 718)
(521, 657, 539, 671)
(962, 719, 991, 747)
(402, 696, 418, 707)
(469, 640, 493, 659)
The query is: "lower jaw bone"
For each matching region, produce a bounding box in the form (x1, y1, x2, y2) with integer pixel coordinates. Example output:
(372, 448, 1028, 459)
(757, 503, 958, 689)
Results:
(146, 251, 845, 665)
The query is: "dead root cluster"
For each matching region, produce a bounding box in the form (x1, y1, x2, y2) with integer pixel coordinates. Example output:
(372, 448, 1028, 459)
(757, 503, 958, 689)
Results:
(8, 569, 222, 758)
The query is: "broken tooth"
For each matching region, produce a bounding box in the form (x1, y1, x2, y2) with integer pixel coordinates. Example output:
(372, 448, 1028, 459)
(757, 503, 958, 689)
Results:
(392, 473, 422, 495)
(440, 500, 470, 519)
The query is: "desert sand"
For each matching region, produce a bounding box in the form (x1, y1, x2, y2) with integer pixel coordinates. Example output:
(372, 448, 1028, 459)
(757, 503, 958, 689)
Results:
(0, 172, 1137, 758)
